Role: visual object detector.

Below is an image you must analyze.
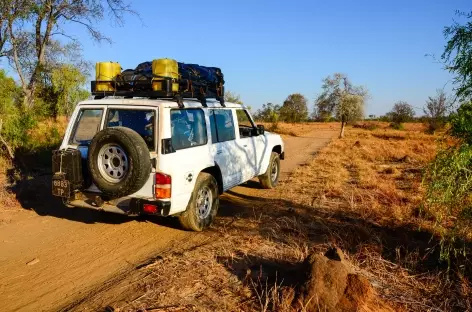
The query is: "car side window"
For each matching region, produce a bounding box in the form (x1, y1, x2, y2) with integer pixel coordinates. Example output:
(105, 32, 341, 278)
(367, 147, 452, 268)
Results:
(209, 109, 236, 143)
(170, 109, 207, 150)
(70, 109, 103, 145)
(236, 109, 255, 138)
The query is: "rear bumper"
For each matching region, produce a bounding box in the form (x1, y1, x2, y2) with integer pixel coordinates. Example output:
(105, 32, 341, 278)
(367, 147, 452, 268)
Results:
(66, 192, 171, 216)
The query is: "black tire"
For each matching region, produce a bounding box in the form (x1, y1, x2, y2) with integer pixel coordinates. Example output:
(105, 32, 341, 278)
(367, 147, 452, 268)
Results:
(179, 173, 219, 231)
(258, 152, 280, 189)
(88, 127, 151, 198)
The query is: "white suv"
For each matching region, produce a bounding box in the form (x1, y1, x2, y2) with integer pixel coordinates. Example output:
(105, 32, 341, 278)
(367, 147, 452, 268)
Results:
(52, 98, 284, 231)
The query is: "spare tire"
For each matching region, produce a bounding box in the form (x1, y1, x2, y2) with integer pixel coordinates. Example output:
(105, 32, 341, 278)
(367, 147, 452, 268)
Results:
(88, 126, 152, 198)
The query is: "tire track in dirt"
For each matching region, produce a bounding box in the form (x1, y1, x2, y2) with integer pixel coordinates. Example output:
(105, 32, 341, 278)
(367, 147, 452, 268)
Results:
(0, 129, 336, 312)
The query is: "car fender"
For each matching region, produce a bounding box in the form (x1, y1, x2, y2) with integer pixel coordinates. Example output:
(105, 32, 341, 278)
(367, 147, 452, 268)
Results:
(258, 132, 284, 176)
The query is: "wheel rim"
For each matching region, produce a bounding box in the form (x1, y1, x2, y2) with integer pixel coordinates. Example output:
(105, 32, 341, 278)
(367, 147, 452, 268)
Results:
(270, 160, 278, 182)
(97, 143, 129, 183)
(196, 186, 212, 220)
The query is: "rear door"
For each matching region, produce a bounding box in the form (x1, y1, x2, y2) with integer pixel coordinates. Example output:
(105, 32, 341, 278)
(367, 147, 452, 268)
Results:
(209, 109, 242, 189)
(167, 108, 211, 202)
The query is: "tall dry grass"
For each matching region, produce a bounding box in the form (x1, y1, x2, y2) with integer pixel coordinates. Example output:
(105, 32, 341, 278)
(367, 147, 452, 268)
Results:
(82, 123, 471, 312)
(257, 122, 340, 137)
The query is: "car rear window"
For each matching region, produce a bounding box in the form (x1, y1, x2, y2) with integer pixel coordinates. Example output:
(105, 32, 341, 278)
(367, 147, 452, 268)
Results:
(70, 109, 104, 145)
(106, 109, 156, 150)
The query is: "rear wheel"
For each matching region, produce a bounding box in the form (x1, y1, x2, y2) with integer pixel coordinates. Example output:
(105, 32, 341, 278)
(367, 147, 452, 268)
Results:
(179, 173, 219, 231)
(259, 152, 280, 189)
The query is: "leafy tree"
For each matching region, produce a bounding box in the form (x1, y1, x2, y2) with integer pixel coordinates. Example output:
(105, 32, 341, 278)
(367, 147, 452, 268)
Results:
(424, 89, 454, 132)
(315, 73, 367, 138)
(424, 12, 472, 262)
(390, 101, 415, 124)
(279, 93, 308, 123)
(254, 103, 281, 122)
(224, 91, 243, 104)
(0, 69, 20, 116)
(51, 64, 89, 118)
(311, 106, 333, 122)
(442, 11, 472, 100)
(0, 0, 135, 109)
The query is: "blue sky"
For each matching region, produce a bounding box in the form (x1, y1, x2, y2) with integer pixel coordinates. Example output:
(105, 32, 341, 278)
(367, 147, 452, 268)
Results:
(25, 1, 472, 115)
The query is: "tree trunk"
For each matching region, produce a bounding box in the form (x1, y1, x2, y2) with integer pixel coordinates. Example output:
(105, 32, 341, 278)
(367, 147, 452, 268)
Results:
(339, 116, 346, 139)
(0, 119, 15, 160)
(23, 89, 35, 110)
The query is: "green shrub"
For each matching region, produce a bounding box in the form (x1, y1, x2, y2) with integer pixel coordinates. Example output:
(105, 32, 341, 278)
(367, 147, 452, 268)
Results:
(389, 122, 404, 130)
(1, 111, 37, 150)
(424, 102, 472, 264)
(450, 102, 472, 144)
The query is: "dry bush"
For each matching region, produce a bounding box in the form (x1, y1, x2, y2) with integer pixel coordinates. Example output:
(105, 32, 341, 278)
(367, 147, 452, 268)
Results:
(0, 157, 18, 209)
(0, 117, 68, 211)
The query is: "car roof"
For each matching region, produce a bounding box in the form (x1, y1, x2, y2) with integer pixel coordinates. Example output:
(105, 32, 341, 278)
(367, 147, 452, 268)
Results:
(77, 98, 246, 109)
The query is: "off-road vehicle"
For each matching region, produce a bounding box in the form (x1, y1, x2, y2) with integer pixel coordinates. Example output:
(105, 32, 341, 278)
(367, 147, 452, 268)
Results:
(52, 99, 285, 230)
(51, 59, 284, 231)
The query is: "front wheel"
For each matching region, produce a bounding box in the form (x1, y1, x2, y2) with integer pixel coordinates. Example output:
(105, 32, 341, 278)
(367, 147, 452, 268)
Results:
(178, 173, 219, 231)
(258, 152, 280, 189)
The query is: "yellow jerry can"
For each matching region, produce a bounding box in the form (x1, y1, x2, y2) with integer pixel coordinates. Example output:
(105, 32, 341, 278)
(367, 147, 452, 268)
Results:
(95, 62, 121, 92)
(152, 58, 179, 92)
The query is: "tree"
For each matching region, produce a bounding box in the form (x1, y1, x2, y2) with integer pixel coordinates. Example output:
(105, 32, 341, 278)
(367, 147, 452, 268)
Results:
(51, 64, 89, 118)
(424, 89, 454, 132)
(442, 11, 472, 100)
(279, 93, 308, 123)
(0, 0, 135, 110)
(254, 103, 281, 122)
(315, 73, 367, 138)
(0, 69, 20, 116)
(423, 12, 472, 260)
(224, 91, 243, 104)
(390, 101, 415, 124)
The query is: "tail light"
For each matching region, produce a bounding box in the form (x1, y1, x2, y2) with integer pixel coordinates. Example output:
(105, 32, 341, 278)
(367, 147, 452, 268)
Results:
(155, 172, 171, 199)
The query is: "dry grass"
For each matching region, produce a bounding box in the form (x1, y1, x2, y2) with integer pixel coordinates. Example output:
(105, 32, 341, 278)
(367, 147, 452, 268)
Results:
(3, 121, 470, 311)
(81, 123, 471, 312)
(287, 126, 438, 222)
(258, 122, 340, 137)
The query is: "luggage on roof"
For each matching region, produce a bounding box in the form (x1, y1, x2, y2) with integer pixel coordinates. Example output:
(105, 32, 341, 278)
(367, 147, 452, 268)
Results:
(92, 58, 225, 106)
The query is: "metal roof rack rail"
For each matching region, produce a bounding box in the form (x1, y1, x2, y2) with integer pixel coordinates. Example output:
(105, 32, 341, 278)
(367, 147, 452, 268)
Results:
(91, 78, 225, 108)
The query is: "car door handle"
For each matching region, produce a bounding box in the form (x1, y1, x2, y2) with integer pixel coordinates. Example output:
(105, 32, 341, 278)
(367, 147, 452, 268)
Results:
(216, 150, 222, 154)
(243, 144, 247, 147)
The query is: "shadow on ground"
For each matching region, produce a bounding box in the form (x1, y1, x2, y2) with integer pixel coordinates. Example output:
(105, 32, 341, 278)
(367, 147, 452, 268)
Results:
(5, 162, 181, 229)
(216, 186, 472, 286)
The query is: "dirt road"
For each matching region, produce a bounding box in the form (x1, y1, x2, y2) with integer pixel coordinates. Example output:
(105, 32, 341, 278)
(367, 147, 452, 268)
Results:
(0, 129, 336, 312)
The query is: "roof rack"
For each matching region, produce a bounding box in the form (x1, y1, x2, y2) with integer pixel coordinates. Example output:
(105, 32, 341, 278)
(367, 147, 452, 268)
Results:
(91, 78, 225, 109)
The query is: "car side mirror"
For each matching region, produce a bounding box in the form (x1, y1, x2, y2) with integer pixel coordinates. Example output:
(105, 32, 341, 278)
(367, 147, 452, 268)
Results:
(257, 124, 265, 135)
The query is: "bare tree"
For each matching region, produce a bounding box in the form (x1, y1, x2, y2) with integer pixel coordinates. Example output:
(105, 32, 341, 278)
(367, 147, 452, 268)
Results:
(0, 0, 136, 109)
(424, 89, 454, 131)
(315, 73, 367, 138)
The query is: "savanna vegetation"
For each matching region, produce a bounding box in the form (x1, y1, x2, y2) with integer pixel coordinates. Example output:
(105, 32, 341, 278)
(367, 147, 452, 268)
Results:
(1, 3, 472, 312)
